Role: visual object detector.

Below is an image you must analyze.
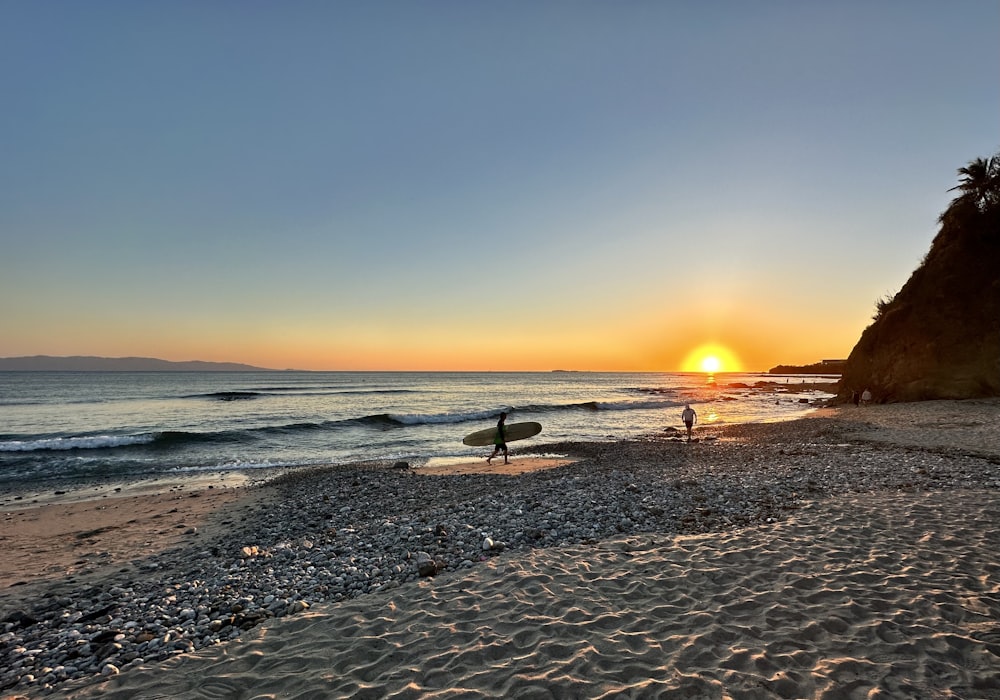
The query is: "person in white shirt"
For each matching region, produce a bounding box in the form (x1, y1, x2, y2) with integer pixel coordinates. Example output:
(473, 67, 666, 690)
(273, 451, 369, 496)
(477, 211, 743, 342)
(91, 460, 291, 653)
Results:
(681, 404, 697, 442)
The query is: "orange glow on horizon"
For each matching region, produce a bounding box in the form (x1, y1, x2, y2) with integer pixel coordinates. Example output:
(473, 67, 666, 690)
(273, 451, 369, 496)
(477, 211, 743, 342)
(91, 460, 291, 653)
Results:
(20, 320, 806, 372)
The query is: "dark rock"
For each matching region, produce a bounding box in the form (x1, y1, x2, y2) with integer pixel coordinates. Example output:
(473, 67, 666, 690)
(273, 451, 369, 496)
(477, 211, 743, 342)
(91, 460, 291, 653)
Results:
(4, 611, 38, 630)
(96, 641, 123, 659)
(77, 604, 118, 623)
(91, 629, 119, 644)
(392, 461, 410, 470)
(415, 551, 439, 577)
(237, 616, 261, 631)
(525, 527, 544, 540)
(838, 152, 1000, 403)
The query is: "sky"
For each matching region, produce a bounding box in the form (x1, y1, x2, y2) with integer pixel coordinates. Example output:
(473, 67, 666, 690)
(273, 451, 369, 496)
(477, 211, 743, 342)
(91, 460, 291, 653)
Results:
(1, 1, 997, 372)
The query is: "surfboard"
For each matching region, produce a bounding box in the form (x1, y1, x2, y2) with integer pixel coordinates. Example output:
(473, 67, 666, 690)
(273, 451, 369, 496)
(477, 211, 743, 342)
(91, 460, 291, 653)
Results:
(462, 421, 542, 447)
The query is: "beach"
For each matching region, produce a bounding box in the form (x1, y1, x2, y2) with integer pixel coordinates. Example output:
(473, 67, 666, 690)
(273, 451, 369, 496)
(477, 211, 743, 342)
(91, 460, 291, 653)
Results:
(3, 400, 1000, 699)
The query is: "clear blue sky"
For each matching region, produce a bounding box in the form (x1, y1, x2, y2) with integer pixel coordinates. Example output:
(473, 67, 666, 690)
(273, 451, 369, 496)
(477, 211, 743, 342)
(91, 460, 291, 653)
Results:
(2, 1, 997, 370)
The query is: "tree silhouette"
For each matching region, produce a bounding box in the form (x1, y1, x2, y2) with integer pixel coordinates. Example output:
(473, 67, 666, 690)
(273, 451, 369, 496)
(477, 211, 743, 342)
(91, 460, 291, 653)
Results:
(944, 152, 1000, 218)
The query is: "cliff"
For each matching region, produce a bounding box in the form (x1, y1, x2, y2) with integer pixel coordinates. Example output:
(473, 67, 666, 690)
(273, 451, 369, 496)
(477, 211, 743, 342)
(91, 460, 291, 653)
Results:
(838, 154, 1000, 403)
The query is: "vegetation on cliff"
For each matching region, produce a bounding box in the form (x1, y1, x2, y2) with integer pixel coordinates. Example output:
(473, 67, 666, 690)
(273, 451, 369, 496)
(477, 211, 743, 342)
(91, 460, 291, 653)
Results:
(838, 152, 1000, 403)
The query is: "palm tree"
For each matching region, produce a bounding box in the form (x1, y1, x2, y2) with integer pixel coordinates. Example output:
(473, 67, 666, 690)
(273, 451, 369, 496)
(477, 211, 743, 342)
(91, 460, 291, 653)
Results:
(947, 153, 1000, 214)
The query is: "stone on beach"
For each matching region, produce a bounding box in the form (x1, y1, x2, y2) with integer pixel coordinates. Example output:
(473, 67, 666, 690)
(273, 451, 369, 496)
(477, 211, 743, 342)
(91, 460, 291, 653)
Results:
(1, 400, 999, 698)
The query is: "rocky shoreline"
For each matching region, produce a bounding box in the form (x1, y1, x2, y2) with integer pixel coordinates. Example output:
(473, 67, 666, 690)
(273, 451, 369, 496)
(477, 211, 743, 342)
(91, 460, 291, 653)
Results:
(3, 403, 1000, 697)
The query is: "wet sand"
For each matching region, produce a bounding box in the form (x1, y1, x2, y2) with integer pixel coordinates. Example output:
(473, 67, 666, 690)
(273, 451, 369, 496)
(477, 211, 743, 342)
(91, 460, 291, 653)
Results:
(4, 399, 1000, 699)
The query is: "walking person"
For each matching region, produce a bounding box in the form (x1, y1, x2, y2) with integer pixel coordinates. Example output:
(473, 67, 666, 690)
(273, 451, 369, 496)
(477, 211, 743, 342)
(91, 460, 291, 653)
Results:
(487, 412, 509, 465)
(681, 404, 697, 442)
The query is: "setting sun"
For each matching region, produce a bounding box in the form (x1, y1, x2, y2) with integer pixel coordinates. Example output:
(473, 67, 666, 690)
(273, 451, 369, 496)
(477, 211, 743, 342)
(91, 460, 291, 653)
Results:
(700, 356, 722, 373)
(681, 344, 744, 373)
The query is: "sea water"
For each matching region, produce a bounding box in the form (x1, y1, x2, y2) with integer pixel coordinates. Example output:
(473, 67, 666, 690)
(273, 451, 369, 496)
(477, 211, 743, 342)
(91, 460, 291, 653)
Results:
(0, 371, 836, 487)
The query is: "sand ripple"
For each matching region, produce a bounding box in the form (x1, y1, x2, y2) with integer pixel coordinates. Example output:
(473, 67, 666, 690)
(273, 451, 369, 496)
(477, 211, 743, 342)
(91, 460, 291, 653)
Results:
(834, 398, 1000, 459)
(63, 489, 1000, 700)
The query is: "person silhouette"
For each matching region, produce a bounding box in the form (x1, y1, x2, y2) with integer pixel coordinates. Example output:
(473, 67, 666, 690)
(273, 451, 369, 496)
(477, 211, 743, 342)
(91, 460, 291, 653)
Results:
(680, 404, 697, 442)
(487, 412, 508, 465)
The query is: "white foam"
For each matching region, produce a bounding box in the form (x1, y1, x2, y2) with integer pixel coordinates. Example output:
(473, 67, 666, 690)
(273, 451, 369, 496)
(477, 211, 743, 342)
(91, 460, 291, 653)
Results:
(593, 399, 685, 411)
(0, 434, 156, 452)
(388, 407, 511, 426)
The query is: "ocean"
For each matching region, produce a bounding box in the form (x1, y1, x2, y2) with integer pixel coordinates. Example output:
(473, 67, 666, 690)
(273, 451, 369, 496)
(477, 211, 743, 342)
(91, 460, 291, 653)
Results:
(0, 371, 836, 488)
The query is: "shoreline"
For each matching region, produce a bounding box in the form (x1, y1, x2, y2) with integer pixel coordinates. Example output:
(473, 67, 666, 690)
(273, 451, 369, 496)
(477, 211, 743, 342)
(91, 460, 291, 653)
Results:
(0, 480, 260, 592)
(0, 470, 254, 512)
(0, 371, 839, 501)
(2, 399, 999, 698)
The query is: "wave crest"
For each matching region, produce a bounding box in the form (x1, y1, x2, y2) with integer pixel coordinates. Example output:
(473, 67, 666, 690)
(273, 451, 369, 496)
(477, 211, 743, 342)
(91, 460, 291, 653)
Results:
(0, 434, 157, 452)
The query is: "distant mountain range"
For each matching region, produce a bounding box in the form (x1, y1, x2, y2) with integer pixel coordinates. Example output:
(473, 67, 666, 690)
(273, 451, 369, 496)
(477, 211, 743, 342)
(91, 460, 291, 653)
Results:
(0, 356, 276, 372)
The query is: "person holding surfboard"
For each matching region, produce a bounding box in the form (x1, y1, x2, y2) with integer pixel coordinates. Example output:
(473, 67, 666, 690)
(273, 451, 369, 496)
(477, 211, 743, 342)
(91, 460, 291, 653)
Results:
(487, 412, 508, 465)
(681, 404, 697, 442)
(462, 418, 541, 449)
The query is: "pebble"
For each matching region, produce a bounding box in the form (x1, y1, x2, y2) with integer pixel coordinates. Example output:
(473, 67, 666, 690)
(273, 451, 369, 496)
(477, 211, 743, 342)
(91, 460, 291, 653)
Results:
(2, 415, 998, 696)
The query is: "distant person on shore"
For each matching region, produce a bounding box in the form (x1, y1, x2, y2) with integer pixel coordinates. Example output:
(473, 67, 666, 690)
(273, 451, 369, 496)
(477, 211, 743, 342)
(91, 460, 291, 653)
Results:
(861, 388, 872, 406)
(681, 404, 697, 442)
(487, 412, 508, 465)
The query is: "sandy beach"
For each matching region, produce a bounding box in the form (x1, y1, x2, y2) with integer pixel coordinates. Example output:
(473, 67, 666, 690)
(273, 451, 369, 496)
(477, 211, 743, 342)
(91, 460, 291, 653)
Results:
(3, 400, 1000, 699)
(0, 474, 257, 593)
(418, 456, 578, 476)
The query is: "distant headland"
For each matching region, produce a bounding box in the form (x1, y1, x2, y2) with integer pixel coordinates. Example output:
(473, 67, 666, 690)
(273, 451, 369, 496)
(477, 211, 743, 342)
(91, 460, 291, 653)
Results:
(0, 356, 276, 372)
(769, 360, 845, 375)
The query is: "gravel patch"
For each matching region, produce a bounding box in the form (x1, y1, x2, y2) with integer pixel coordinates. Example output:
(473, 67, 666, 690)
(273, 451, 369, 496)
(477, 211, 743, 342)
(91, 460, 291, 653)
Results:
(3, 405, 999, 696)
